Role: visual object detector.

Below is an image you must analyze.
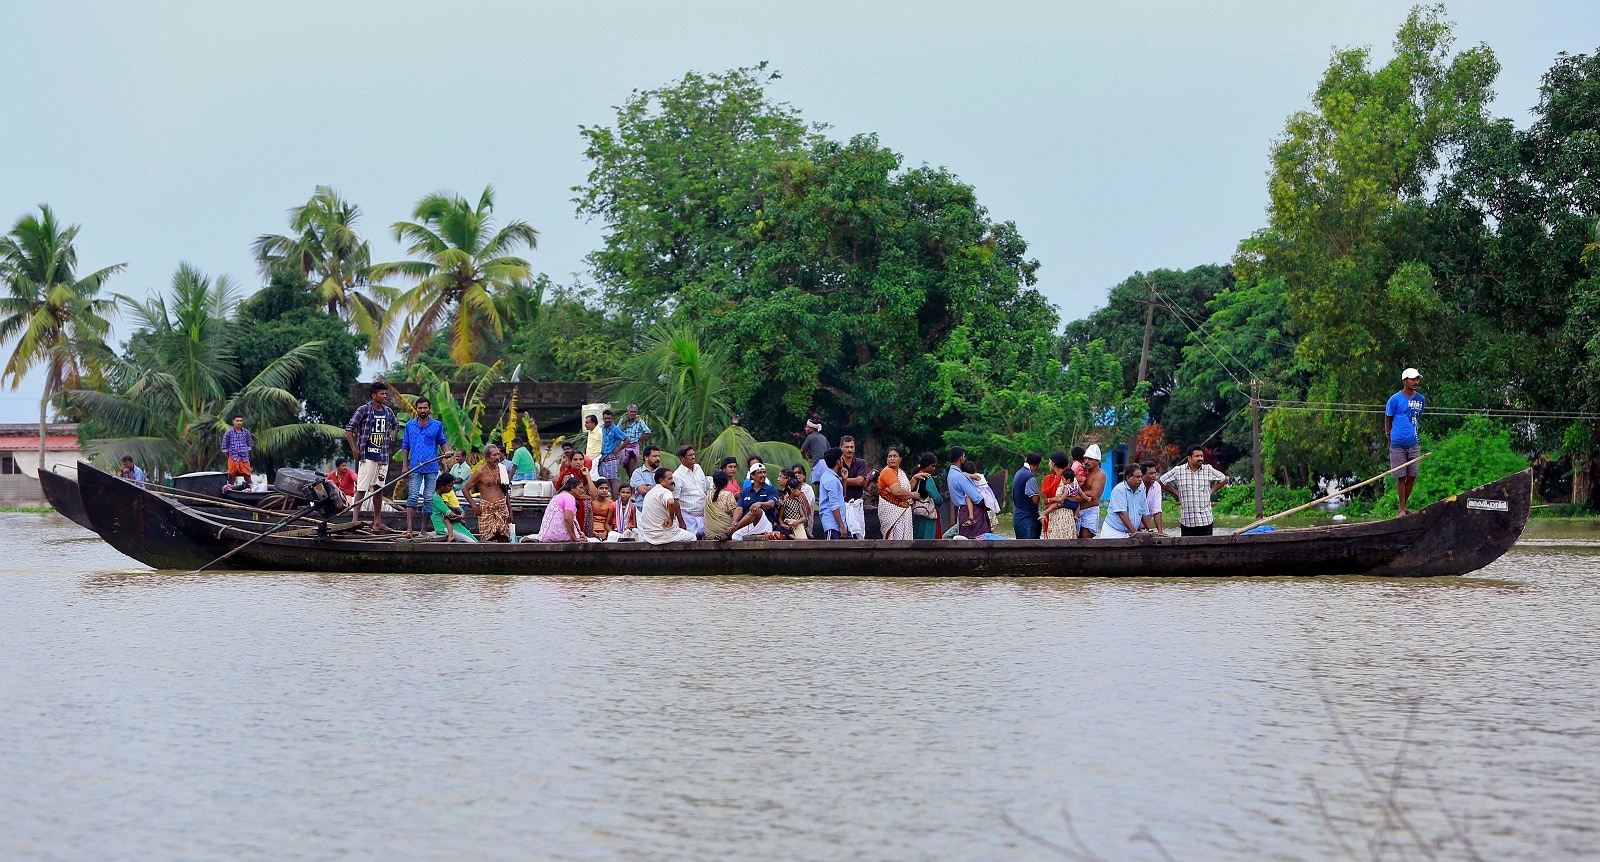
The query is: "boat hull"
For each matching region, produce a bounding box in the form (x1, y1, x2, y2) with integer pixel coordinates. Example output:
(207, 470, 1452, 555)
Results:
(77, 463, 1533, 578)
(39, 466, 94, 531)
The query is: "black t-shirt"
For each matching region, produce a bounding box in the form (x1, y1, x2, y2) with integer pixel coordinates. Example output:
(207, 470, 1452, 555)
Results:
(844, 457, 869, 502)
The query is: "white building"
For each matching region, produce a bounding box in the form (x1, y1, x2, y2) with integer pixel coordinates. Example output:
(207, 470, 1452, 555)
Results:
(0, 423, 82, 503)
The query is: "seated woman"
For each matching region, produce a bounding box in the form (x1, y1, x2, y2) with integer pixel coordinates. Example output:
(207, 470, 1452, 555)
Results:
(430, 473, 477, 542)
(703, 468, 738, 540)
(533, 476, 589, 542)
(591, 478, 620, 540)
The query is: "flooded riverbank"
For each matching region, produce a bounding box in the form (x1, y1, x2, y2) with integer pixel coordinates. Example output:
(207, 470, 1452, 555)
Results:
(3, 513, 1596, 860)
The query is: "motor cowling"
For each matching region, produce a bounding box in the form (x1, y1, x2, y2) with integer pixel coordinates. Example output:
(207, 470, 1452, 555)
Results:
(273, 468, 343, 515)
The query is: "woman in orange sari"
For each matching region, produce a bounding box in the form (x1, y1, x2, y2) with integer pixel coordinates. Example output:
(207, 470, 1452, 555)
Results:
(556, 450, 596, 538)
(877, 447, 916, 540)
(1040, 450, 1079, 540)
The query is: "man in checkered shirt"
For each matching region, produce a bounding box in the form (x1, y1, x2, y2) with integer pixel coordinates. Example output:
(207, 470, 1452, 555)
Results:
(1157, 444, 1229, 536)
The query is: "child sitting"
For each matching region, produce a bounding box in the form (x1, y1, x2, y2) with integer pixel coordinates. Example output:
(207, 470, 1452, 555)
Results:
(431, 473, 476, 542)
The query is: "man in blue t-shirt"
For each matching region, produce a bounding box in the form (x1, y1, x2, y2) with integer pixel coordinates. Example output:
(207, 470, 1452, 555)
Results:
(1011, 452, 1042, 539)
(714, 462, 780, 540)
(400, 396, 449, 536)
(1385, 367, 1427, 516)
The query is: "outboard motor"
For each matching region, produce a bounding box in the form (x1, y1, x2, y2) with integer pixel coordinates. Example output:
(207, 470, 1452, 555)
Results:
(273, 467, 343, 516)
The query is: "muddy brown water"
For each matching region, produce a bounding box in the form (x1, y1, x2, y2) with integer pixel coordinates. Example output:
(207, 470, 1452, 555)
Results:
(2, 515, 1596, 860)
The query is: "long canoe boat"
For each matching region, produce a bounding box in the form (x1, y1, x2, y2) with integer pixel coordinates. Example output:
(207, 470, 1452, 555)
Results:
(40, 466, 94, 530)
(76, 461, 1532, 577)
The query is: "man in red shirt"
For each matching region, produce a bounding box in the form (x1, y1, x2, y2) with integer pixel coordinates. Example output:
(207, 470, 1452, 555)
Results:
(326, 457, 357, 501)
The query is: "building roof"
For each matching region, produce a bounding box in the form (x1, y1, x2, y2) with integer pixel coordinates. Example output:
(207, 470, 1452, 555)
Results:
(0, 435, 80, 451)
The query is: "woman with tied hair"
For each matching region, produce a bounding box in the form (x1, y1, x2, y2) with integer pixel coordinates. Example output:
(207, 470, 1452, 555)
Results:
(876, 447, 917, 540)
(909, 452, 943, 540)
(535, 476, 588, 543)
(1039, 450, 1081, 540)
(703, 468, 739, 540)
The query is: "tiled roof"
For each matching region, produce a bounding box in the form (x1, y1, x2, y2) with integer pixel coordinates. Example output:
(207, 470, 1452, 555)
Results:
(0, 435, 80, 451)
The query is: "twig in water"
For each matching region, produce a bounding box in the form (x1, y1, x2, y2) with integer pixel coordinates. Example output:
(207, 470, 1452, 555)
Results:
(1130, 825, 1177, 862)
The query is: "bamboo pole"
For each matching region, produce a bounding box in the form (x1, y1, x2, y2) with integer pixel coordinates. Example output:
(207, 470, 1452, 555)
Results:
(1234, 452, 1430, 535)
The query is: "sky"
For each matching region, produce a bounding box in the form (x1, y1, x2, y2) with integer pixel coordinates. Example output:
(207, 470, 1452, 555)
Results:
(1, 0, 1593, 422)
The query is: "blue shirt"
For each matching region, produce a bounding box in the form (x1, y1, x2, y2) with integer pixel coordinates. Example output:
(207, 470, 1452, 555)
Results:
(618, 417, 651, 444)
(1105, 480, 1149, 535)
(1011, 466, 1039, 518)
(1386, 390, 1425, 448)
(401, 417, 448, 473)
(947, 464, 981, 506)
(817, 470, 846, 532)
(600, 423, 626, 456)
(736, 482, 779, 516)
(120, 466, 146, 488)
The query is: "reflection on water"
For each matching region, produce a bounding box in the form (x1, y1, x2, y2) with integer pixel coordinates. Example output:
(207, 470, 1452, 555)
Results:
(3, 513, 1598, 860)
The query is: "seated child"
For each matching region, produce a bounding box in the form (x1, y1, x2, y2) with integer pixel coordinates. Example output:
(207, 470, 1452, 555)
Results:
(431, 473, 476, 542)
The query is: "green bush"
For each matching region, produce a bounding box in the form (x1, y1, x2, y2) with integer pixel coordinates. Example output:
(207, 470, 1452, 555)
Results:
(1368, 416, 1528, 517)
(1212, 481, 1308, 516)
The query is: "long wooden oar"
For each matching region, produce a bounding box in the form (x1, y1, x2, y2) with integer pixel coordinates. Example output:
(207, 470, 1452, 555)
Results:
(190, 454, 448, 573)
(1233, 452, 1430, 535)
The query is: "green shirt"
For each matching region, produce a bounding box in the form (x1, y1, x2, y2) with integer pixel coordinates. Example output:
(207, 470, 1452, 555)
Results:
(510, 447, 537, 478)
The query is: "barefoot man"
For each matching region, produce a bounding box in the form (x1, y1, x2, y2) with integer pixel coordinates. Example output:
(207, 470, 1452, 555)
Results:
(345, 382, 399, 532)
(462, 443, 515, 542)
(1076, 444, 1108, 539)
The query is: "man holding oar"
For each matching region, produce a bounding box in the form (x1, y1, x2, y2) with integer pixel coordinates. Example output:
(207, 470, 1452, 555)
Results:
(1386, 368, 1427, 516)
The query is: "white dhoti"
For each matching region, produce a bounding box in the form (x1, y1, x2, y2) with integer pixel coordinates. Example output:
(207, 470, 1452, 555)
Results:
(844, 499, 865, 539)
(732, 511, 772, 541)
(681, 509, 705, 538)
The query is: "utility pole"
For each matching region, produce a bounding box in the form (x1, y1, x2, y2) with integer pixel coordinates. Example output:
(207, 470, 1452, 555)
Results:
(1251, 378, 1263, 519)
(1129, 281, 1156, 474)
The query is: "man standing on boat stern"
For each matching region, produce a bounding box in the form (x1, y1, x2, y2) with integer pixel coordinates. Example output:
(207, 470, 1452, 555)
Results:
(839, 436, 871, 539)
(1011, 452, 1042, 539)
(345, 382, 399, 531)
(1076, 444, 1108, 539)
(1158, 444, 1229, 536)
(463, 443, 515, 541)
(400, 396, 448, 537)
(220, 413, 253, 488)
(1386, 368, 1426, 516)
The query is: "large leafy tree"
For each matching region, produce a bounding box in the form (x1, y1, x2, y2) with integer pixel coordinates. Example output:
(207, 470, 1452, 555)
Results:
(607, 322, 734, 453)
(252, 186, 394, 357)
(0, 204, 124, 474)
(576, 67, 1056, 457)
(373, 186, 539, 365)
(64, 264, 341, 475)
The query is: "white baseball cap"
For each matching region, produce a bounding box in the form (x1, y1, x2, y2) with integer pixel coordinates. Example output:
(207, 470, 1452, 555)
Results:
(1401, 367, 1422, 381)
(747, 462, 767, 478)
(1082, 444, 1103, 462)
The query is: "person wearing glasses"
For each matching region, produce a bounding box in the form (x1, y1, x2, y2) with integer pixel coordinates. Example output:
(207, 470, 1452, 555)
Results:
(638, 467, 697, 544)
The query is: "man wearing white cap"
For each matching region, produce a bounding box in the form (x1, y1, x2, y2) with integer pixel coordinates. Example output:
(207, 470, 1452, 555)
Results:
(713, 462, 780, 540)
(1076, 444, 1108, 539)
(1386, 368, 1427, 515)
(800, 418, 828, 466)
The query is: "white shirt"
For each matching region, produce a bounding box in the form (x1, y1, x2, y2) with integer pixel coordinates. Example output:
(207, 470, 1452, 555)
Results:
(672, 462, 707, 514)
(638, 485, 681, 545)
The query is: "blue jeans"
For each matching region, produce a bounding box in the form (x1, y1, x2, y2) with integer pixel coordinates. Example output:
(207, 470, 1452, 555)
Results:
(407, 471, 438, 509)
(1013, 511, 1041, 539)
(825, 528, 842, 540)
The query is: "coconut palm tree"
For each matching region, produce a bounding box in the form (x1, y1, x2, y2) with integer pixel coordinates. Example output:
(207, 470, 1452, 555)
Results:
(252, 186, 396, 357)
(0, 205, 124, 478)
(62, 264, 342, 475)
(372, 186, 538, 365)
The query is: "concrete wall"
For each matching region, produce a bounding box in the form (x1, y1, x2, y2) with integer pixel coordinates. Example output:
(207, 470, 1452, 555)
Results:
(6, 451, 81, 479)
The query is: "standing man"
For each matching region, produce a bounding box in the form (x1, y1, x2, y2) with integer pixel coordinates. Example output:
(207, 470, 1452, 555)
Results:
(839, 435, 870, 539)
(617, 404, 652, 476)
(1076, 444, 1107, 539)
(220, 413, 254, 488)
(1140, 461, 1164, 534)
(800, 418, 828, 466)
(817, 448, 849, 539)
(583, 414, 604, 478)
(400, 396, 449, 537)
(946, 445, 990, 539)
(1386, 367, 1427, 516)
(509, 437, 538, 482)
(597, 409, 625, 482)
(345, 382, 399, 531)
(1011, 452, 1042, 539)
(631, 445, 663, 497)
(462, 443, 515, 541)
(672, 445, 708, 537)
(1099, 465, 1152, 538)
(1158, 445, 1229, 536)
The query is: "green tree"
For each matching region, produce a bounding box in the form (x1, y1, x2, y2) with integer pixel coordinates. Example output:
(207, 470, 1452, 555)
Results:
(63, 264, 341, 475)
(607, 322, 734, 453)
(373, 186, 539, 365)
(252, 186, 395, 358)
(0, 204, 123, 474)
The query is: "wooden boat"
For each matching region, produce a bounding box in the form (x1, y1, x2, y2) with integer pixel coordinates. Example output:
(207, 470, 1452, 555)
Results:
(40, 466, 94, 530)
(76, 461, 1532, 577)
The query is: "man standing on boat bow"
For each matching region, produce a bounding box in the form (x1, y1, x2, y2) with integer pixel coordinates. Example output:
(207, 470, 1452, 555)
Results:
(1386, 368, 1426, 516)
(463, 443, 515, 542)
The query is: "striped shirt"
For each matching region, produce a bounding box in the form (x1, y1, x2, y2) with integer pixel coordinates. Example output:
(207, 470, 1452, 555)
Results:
(1158, 463, 1228, 527)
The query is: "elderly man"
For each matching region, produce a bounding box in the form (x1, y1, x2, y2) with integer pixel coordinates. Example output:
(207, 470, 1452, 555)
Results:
(800, 418, 828, 465)
(639, 467, 697, 544)
(672, 445, 708, 537)
(462, 443, 514, 541)
(1076, 444, 1108, 539)
(616, 404, 652, 476)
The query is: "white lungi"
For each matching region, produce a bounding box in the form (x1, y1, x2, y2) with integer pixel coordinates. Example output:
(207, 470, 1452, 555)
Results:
(844, 499, 865, 539)
(732, 511, 772, 541)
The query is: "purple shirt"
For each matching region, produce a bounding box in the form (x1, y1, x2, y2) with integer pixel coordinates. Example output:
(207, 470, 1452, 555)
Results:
(221, 427, 253, 461)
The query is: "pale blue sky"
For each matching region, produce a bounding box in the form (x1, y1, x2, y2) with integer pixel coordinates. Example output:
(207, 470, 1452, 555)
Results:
(1, 0, 1593, 421)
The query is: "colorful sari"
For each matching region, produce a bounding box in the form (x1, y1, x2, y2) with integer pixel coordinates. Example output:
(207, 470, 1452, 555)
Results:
(877, 467, 915, 540)
(1041, 473, 1077, 540)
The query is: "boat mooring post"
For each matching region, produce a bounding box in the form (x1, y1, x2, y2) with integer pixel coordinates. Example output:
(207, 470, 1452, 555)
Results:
(1251, 378, 1263, 520)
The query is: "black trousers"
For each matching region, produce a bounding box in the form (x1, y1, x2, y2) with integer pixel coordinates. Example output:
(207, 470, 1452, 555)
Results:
(1180, 523, 1214, 537)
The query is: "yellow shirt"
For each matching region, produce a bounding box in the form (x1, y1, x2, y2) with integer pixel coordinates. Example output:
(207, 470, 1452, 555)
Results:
(440, 490, 461, 509)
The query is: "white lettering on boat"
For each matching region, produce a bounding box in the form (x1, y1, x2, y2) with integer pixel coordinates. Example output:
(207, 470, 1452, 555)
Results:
(1466, 498, 1509, 512)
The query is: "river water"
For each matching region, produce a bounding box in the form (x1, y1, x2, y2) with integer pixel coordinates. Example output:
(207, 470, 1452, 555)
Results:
(2, 514, 1597, 861)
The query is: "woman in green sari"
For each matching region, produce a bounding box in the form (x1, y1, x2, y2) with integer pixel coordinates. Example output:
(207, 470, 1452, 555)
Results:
(909, 452, 943, 540)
